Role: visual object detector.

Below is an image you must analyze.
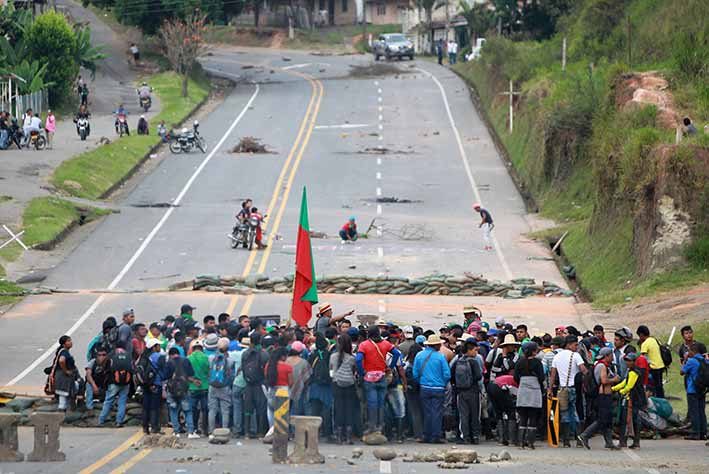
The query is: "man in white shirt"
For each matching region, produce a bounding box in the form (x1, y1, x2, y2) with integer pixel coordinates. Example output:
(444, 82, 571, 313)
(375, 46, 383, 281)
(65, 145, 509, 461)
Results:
(448, 40, 458, 65)
(548, 335, 588, 447)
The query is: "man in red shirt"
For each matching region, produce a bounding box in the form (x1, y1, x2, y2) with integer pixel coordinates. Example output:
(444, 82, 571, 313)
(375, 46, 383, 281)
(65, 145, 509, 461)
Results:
(356, 327, 402, 435)
(339, 216, 358, 243)
(131, 323, 147, 361)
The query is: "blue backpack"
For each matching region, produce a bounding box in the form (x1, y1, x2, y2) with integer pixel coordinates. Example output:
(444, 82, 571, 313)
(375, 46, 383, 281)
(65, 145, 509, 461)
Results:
(209, 353, 232, 388)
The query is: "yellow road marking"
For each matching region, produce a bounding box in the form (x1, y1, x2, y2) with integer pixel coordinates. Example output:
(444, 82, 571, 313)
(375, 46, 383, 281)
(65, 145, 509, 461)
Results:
(108, 448, 153, 474)
(239, 77, 324, 316)
(226, 71, 319, 315)
(78, 430, 143, 474)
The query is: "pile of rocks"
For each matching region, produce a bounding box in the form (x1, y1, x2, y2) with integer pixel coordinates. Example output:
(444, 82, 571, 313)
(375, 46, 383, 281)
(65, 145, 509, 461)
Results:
(0, 396, 145, 427)
(173, 273, 572, 299)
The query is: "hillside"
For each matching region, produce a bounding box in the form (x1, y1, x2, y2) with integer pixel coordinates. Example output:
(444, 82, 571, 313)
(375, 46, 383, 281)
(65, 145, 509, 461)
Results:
(455, 0, 709, 307)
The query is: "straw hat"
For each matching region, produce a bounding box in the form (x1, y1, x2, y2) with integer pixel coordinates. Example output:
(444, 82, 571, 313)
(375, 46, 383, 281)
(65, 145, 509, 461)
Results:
(424, 334, 444, 346)
(499, 334, 521, 347)
(318, 303, 332, 314)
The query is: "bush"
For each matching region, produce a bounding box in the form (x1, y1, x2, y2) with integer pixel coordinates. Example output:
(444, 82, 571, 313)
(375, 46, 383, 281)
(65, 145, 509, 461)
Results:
(685, 237, 709, 269)
(27, 11, 78, 104)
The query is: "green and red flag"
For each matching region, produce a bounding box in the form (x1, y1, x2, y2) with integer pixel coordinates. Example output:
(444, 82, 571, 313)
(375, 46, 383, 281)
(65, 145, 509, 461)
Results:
(291, 187, 318, 327)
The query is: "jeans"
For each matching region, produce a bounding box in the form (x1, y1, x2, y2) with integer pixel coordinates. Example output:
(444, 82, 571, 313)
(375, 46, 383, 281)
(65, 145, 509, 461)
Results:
(581, 393, 613, 442)
(364, 378, 388, 409)
(167, 393, 194, 434)
(99, 384, 130, 424)
(386, 385, 406, 419)
(339, 228, 357, 241)
(85, 383, 105, 410)
(190, 390, 208, 434)
(142, 386, 161, 432)
(420, 387, 445, 442)
(560, 387, 579, 434)
(448, 52, 456, 64)
(457, 389, 481, 440)
(687, 392, 707, 437)
(650, 369, 665, 398)
(208, 386, 232, 434)
(333, 384, 359, 429)
(232, 385, 246, 435)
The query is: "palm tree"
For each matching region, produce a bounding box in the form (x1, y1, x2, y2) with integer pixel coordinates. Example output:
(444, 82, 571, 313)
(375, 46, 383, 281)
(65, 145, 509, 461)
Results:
(74, 26, 106, 79)
(458, 0, 494, 45)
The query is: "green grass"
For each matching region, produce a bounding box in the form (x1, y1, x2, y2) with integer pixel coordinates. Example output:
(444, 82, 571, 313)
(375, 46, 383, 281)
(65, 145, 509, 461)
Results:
(0, 278, 24, 306)
(51, 72, 209, 200)
(0, 195, 12, 203)
(21, 197, 109, 247)
(662, 321, 709, 415)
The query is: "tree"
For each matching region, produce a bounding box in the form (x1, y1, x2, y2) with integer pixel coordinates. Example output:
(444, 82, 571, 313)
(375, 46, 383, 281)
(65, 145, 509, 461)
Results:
(27, 11, 78, 103)
(159, 13, 208, 97)
(459, 1, 495, 44)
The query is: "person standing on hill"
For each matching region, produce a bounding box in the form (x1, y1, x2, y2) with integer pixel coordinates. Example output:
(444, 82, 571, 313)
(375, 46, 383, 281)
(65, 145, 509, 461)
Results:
(473, 203, 494, 251)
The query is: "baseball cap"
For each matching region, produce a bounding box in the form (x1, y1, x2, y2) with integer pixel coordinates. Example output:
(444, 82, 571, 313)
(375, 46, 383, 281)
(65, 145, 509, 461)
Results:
(180, 304, 195, 313)
(146, 339, 160, 350)
(596, 347, 613, 360)
(403, 326, 414, 337)
(615, 327, 633, 341)
(488, 328, 499, 337)
(495, 316, 505, 327)
(623, 353, 638, 362)
(122, 308, 134, 317)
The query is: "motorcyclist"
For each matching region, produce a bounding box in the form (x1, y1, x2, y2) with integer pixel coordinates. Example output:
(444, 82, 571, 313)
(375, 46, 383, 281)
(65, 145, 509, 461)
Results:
(137, 82, 152, 107)
(236, 199, 253, 224)
(74, 104, 91, 136)
(79, 83, 89, 106)
(114, 104, 129, 135)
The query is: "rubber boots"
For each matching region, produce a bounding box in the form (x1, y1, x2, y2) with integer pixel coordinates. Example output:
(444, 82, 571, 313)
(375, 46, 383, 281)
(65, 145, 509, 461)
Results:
(345, 426, 354, 445)
(396, 418, 406, 443)
(561, 423, 571, 448)
(519, 426, 527, 449)
(367, 407, 378, 434)
(509, 418, 519, 446)
(527, 427, 537, 450)
(498, 419, 509, 445)
(603, 430, 619, 450)
(629, 431, 640, 449)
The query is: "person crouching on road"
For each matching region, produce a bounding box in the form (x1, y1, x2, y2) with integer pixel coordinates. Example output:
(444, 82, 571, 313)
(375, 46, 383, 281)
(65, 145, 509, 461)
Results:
(472, 203, 494, 251)
(413, 334, 451, 443)
(612, 353, 646, 449)
(339, 216, 358, 243)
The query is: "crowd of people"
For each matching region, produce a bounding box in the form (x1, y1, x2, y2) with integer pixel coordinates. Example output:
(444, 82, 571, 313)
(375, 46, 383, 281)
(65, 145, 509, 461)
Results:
(0, 108, 56, 150)
(44, 304, 708, 449)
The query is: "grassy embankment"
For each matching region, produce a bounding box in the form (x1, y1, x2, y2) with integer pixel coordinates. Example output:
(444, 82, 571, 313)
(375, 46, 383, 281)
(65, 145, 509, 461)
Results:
(454, 0, 709, 308)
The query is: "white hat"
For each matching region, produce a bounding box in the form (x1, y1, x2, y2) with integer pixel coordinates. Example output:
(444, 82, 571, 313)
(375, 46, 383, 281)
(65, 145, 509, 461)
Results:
(146, 339, 160, 350)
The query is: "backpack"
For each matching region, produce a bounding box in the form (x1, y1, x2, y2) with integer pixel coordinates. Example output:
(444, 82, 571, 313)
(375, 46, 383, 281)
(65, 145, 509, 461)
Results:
(695, 358, 709, 395)
(584, 362, 601, 397)
(111, 351, 133, 385)
(404, 363, 419, 392)
(209, 353, 232, 388)
(167, 359, 189, 398)
(656, 338, 673, 367)
(309, 350, 332, 384)
(105, 326, 120, 353)
(242, 349, 264, 384)
(134, 353, 157, 387)
(455, 357, 475, 390)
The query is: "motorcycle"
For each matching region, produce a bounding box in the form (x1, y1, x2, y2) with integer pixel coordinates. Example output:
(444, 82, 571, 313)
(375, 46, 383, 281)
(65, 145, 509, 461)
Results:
(28, 130, 46, 150)
(115, 113, 129, 137)
(169, 128, 206, 154)
(76, 117, 89, 141)
(139, 96, 151, 112)
(228, 215, 261, 250)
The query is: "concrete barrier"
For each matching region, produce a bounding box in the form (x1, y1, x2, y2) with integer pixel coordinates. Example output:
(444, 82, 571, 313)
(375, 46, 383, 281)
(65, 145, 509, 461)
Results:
(26, 412, 65, 462)
(288, 415, 324, 464)
(0, 413, 23, 462)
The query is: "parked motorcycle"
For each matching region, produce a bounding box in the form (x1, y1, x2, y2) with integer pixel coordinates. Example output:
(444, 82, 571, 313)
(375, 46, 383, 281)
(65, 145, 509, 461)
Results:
(76, 117, 89, 141)
(28, 130, 46, 150)
(228, 215, 260, 250)
(169, 127, 206, 154)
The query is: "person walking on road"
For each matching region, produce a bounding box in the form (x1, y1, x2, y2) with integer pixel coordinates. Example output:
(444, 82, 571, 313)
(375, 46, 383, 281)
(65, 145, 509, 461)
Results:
(472, 203, 494, 251)
(612, 353, 646, 449)
(577, 346, 621, 449)
(436, 39, 444, 65)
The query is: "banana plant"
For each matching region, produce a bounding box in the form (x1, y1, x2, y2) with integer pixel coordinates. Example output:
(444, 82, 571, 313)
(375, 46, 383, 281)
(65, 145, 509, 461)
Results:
(0, 36, 29, 68)
(0, 59, 54, 94)
(74, 25, 106, 79)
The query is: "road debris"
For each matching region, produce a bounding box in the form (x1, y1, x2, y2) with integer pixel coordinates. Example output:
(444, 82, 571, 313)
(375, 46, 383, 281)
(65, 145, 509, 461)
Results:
(231, 137, 272, 154)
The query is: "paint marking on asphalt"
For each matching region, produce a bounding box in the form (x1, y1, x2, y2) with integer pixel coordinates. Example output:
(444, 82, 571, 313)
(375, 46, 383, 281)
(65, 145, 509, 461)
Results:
(378, 97, 382, 103)
(1, 85, 262, 390)
(376, 187, 382, 197)
(77, 430, 144, 474)
(109, 448, 153, 474)
(376, 172, 382, 180)
(378, 247, 384, 258)
(374, 81, 379, 86)
(226, 71, 320, 315)
(282, 63, 312, 70)
(378, 105, 383, 112)
(377, 157, 382, 165)
(378, 135, 383, 141)
(377, 228, 383, 237)
(378, 114, 383, 121)
(238, 77, 325, 317)
(378, 124, 383, 130)
(378, 88, 382, 94)
(378, 299, 386, 314)
(415, 67, 513, 280)
(314, 123, 371, 129)
(622, 448, 660, 474)
(377, 204, 382, 215)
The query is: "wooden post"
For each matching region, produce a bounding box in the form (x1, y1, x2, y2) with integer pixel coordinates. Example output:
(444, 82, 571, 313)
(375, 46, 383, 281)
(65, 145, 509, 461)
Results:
(626, 16, 631, 67)
(562, 37, 567, 72)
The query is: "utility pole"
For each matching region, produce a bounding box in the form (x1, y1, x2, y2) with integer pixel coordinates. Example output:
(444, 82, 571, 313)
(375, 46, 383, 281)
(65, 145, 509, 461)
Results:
(499, 80, 520, 133)
(562, 37, 567, 72)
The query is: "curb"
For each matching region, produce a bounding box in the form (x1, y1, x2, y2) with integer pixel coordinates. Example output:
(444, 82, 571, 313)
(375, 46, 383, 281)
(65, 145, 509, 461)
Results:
(449, 67, 539, 213)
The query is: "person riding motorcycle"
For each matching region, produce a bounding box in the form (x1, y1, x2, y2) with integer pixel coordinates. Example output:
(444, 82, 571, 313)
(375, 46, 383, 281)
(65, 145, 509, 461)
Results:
(74, 104, 91, 136)
(137, 82, 152, 107)
(114, 104, 129, 135)
(236, 199, 253, 224)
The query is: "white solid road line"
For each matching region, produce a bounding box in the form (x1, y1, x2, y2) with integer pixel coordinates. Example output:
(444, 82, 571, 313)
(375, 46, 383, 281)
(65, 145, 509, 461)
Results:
(378, 247, 384, 258)
(3, 85, 261, 388)
(416, 67, 513, 280)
